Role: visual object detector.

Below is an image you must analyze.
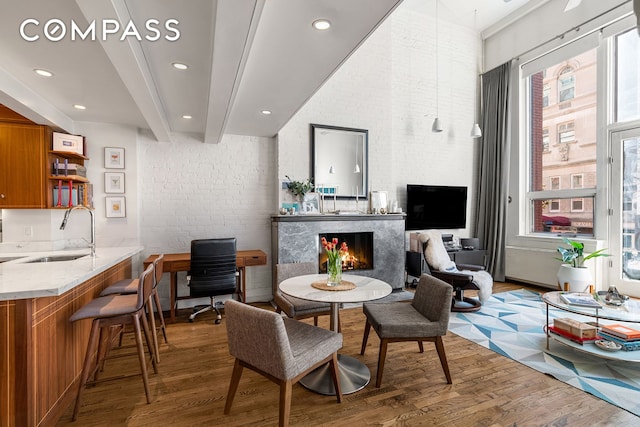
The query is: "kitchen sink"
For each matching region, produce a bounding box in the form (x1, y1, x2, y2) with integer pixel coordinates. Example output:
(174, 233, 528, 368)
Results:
(25, 254, 88, 263)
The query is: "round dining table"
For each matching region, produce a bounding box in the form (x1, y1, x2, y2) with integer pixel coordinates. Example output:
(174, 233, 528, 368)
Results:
(279, 273, 392, 395)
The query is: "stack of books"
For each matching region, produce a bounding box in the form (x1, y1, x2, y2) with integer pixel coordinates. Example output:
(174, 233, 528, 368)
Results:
(548, 318, 599, 345)
(599, 324, 640, 351)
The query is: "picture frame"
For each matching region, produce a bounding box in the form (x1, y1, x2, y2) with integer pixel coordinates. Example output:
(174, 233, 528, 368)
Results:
(104, 172, 125, 194)
(104, 147, 125, 169)
(105, 196, 126, 218)
(301, 192, 320, 214)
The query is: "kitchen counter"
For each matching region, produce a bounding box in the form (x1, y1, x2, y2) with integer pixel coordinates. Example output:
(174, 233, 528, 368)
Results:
(0, 246, 142, 300)
(1, 246, 142, 426)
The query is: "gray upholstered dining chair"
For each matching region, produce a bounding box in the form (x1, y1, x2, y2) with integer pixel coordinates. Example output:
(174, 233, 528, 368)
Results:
(360, 274, 453, 387)
(224, 300, 343, 427)
(274, 262, 334, 326)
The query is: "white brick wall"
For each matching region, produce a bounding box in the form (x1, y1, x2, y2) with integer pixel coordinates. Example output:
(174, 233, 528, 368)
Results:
(138, 132, 275, 304)
(278, 2, 481, 237)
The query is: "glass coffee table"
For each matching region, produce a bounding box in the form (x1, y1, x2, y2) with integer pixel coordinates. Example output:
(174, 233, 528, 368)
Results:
(542, 291, 640, 361)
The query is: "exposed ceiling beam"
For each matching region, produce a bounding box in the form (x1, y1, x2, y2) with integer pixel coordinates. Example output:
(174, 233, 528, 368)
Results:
(0, 66, 74, 132)
(74, 0, 172, 142)
(204, 0, 265, 144)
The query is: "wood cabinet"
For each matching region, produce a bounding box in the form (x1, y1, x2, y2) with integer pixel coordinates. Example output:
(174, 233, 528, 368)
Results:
(0, 123, 49, 208)
(0, 258, 132, 427)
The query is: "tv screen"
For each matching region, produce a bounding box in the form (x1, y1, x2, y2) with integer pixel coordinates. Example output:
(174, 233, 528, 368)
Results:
(406, 184, 467, 230)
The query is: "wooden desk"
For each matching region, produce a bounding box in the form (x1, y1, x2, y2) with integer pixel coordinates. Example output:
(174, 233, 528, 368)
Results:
(144, 249, 267, 322)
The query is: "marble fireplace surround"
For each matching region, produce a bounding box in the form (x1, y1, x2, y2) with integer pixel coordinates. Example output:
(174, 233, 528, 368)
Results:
(271, 214, 406, 290)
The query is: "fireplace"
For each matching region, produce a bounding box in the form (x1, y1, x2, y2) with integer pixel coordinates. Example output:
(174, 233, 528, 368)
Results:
(318, 232, 373, 273)
(271, 214, 406, 290)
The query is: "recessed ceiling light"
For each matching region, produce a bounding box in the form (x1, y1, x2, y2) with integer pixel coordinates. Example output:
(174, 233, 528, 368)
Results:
(312, 19, 331, 30)
(73, 104, 86, 110)
(182, 115, 192, 119)
(34, 69, 53, 77)
(172, 62, 189, 70)
(261, 110, 272, 115)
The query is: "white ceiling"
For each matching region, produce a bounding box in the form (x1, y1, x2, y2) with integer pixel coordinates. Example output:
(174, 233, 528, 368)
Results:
(0, 0, 543, 144)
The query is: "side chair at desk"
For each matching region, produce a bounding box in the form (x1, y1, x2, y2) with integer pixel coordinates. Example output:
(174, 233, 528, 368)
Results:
(143, 249, 267, 322)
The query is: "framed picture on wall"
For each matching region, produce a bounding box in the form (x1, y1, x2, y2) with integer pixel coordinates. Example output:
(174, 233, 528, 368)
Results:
(105, 196, 126, 218)
(104, 147, 125, 169)
(104, 172, 125, 193)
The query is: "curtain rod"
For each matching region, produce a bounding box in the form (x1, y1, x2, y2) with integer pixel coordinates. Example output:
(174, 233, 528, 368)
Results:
(514, 1, 633, 67)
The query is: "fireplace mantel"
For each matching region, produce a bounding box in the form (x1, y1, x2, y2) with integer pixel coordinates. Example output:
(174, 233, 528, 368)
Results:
(271, 214, 406, 290)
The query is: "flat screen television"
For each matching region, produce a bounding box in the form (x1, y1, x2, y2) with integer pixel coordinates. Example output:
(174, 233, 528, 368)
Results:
(406, 184, 467, 230)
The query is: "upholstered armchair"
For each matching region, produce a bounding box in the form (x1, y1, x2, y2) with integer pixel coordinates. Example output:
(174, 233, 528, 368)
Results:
(418, 230, 493, 312)
(224, 300, 342, 426)
(360, 274, 453, 387)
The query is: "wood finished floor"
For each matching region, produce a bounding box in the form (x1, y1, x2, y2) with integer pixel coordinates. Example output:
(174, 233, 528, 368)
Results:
(56, 282, 640, 426)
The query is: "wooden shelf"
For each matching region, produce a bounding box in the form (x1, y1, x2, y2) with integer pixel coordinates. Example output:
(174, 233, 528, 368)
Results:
(49, 150, 89, 160)
(48, 175, 89, 183)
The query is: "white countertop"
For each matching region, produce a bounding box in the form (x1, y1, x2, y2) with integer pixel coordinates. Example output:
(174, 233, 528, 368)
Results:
(0, 246, 143, 300)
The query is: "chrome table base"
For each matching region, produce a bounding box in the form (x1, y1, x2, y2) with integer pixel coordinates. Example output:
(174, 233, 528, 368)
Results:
(299, 354, 370, 395)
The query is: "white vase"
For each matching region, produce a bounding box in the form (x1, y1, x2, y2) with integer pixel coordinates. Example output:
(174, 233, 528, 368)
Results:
(557, 264, 592, 292)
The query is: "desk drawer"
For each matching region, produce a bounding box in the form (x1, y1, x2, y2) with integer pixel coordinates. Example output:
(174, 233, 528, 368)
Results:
(169, 260, 191, 271)
(242, 255, 266, 266)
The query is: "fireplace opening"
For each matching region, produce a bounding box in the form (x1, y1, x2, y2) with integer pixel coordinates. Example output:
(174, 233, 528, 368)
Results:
(318, 232, 374, 273)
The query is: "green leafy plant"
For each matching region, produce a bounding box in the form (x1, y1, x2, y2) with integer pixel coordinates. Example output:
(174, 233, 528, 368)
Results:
(285, 175, 313, 198)
(556, 237, 610, 268)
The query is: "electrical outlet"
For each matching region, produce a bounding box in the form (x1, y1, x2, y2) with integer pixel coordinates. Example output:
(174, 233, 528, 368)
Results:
(24, 226, 33, 237)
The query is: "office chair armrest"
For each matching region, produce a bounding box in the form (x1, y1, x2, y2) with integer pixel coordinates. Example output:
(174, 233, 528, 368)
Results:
(455, 263, 485, 272)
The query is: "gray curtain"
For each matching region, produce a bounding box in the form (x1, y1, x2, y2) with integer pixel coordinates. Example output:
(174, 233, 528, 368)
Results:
(475, 61, 511, 281)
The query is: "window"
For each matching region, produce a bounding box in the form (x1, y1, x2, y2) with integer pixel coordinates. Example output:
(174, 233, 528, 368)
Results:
(543, 84, 550, 107)
(558, 67, 575, 102)
(572, 174, 583, 189)
(542, 128, 550, 151)
(558, 122, 575, 144)
(616, 29, 640, 122)
(526, 48, 597, 236)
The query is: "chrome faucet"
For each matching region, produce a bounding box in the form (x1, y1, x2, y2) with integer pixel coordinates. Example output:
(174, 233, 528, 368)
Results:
(60, 206, 96, 257)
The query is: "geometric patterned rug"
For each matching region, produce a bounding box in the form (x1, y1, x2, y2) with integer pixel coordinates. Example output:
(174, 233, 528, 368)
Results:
(449, 289, 640, 418)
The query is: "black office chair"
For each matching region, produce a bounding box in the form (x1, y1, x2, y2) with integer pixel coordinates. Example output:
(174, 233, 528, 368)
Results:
(188, 238, 239, 324)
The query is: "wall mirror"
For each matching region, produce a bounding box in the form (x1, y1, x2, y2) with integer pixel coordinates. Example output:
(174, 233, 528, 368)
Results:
(311, 123, 368, 199)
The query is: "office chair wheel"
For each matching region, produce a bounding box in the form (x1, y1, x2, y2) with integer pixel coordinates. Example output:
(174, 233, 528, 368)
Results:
(189, 318, 194, 323)
(215, 319, 221, 325)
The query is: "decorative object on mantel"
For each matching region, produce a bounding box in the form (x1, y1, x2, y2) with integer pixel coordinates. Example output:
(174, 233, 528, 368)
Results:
(370, 191, 388, 214)
(556, 237, 609, 292)
(284, 175, 313, 200)
(321, 236, 348, 286)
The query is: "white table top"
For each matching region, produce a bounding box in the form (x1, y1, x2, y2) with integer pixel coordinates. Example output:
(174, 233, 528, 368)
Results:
(279, 273, 392, 304)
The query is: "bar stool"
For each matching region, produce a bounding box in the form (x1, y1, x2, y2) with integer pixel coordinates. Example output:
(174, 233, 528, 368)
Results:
(100, 254, 167, 361)
(70, 263, 158, 421)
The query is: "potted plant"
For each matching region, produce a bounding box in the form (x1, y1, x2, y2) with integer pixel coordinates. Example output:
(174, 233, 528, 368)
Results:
(285, 175, 314, 200)
(556, 237, 609, 292)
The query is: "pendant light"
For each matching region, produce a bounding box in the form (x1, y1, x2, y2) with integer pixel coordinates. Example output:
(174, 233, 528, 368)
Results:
(432, 0, 442, 133)
(329, 165, 335, 174)
(470, 9, 482, 139)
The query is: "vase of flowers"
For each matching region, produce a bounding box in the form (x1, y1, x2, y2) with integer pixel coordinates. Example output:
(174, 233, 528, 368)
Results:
(321, 237, 348, 286)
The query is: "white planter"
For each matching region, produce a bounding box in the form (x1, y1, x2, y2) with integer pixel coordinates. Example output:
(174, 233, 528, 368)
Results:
(557, 264, 593, 292)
